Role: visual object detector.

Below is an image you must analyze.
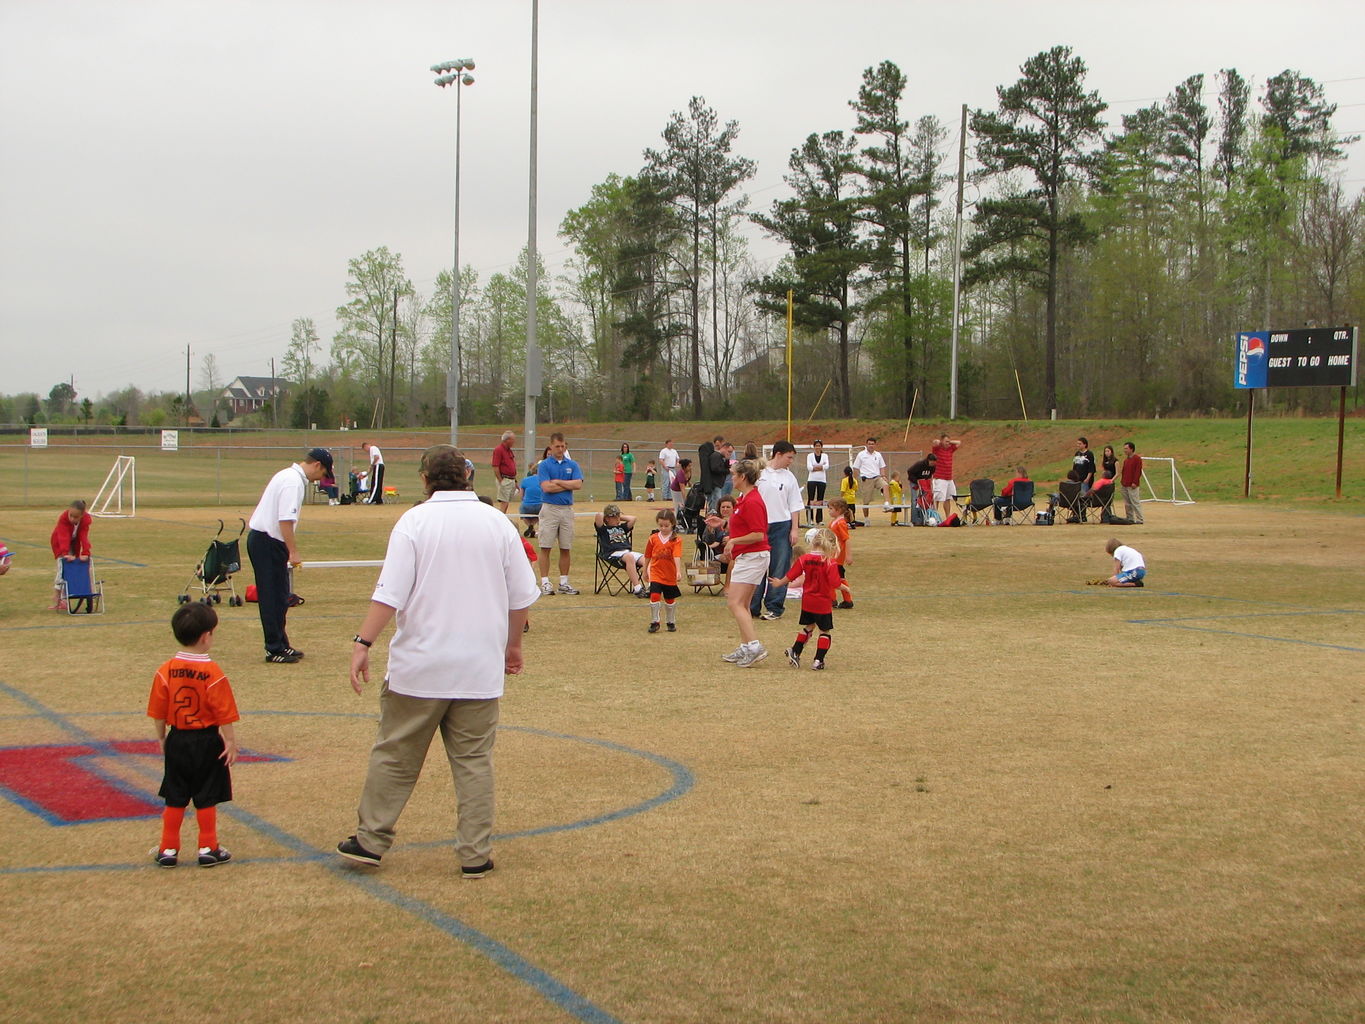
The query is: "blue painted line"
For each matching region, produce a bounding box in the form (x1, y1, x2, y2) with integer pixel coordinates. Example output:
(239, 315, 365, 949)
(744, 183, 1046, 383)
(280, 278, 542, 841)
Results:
(0, 679, 677, 1024)
(1133, 621, 1365, 653)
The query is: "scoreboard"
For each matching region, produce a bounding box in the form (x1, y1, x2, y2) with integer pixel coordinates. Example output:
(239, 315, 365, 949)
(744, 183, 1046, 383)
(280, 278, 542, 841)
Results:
(1235, 326, 1358, 389)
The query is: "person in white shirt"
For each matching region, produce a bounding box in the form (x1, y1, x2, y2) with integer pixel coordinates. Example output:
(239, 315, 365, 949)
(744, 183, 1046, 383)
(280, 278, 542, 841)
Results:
(1091, 538, 1147, 587)
(246, 447, 332, 663)
(750, 440, 805, 621)
(850, 437, 888, 524)
(362, 442, 386, 504)
(339, 445, 540, 877)
(805, 439, 830, 525)
(658, 439, 679, 498)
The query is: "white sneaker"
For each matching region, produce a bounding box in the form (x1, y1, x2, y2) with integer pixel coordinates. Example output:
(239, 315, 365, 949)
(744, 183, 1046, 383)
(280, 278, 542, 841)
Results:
(736, 644, 768, 668)
(721, 646, 746, 663)
(540, 581, 554, 596)
(557, 583, 580, 595)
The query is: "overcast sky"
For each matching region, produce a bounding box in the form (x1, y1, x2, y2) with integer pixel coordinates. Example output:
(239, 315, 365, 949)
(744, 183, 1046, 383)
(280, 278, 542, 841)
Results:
(2, 0, 1362, 400)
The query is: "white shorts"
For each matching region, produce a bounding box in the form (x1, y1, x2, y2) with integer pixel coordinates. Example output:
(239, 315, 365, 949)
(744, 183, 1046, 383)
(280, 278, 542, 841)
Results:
(932, 478, 956, 503)
(729, 550, 771, 586)
(607, 550, 644, 567)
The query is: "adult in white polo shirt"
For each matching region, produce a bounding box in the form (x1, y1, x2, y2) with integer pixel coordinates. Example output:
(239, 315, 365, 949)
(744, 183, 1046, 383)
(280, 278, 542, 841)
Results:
(658, 439, 679, 498)
(851, 436, 888, 525)
(246, 447, 332, 663)
(362, 441, 385, 504)
(339, 445, 539, 878)
(749, 439, 805, 621)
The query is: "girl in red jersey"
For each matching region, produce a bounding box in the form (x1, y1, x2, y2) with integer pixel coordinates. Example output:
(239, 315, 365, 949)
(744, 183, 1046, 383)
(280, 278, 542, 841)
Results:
(714, 459, 770, 667)
(49, 499, 92, 610)
(772, 527, 842, 670)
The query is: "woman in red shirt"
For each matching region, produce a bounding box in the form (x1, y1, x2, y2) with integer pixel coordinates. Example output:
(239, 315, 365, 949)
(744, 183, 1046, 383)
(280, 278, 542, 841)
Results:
(50, 499, 92, 610)
(716, 460, 771, 667)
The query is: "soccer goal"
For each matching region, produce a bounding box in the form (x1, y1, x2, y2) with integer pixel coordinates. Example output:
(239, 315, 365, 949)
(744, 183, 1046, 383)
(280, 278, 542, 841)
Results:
(1140, 456, 1195, 505)
(91, 455, 137, 518)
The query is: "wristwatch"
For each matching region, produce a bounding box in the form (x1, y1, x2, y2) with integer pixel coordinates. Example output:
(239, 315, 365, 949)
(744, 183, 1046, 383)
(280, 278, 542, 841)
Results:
(352, 635, 373, 647)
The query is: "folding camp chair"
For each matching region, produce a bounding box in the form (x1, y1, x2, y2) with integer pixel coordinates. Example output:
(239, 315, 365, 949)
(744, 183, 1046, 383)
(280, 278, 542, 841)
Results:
(1056, 480, 1089, 523)
(997, 480, 1036, 525)
(1087, 481, 1117, 522)
(956, 479, 996, 525)
(60, 559, 104, 615)
(593, 526, 637, 596)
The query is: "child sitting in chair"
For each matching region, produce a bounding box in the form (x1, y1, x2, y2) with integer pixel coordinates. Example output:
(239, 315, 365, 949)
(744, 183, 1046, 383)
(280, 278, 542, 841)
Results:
(594, 504, 647, 597)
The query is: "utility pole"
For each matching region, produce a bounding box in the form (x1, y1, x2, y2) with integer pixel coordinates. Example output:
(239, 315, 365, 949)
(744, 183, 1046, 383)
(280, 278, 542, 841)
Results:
(949, 103, 967, 420)
(271, 357, 278, 426)
(523, 0, 541, 470)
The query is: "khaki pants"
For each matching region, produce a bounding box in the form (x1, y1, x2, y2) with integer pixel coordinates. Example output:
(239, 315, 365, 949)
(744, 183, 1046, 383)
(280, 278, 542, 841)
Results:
(355, 684, 500, 867)
(1123, 485, 1144, 524)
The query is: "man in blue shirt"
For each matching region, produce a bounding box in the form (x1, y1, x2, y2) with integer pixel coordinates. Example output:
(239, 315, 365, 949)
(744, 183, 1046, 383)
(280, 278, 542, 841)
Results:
(536, 432, 583, 595)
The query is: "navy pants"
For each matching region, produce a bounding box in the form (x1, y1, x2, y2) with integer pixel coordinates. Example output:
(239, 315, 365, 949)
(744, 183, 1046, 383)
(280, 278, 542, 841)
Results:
(247, 529, 291, 655)
(749, 520, 793, 618)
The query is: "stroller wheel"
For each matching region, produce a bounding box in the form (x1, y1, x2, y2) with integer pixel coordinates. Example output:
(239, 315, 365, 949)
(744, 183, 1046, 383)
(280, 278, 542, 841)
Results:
(212, 594, 221, 604)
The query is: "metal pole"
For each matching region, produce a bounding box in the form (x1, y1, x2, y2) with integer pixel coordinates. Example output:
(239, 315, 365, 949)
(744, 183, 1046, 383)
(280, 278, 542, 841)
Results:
(949, 103, 967, 420)
(1243, 389, 1254, 497)
(448, 81, 463, 446)
(786, 289, 793, 441)
(1336, 385, 1346, 499)
(523, 0, 540, 470)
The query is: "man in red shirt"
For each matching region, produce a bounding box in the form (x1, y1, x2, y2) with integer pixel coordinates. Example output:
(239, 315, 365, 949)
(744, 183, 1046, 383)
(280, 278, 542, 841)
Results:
(1120, 442, 1144, 524)
(931, 432, 961, 521)
(491, 431, 518, 512)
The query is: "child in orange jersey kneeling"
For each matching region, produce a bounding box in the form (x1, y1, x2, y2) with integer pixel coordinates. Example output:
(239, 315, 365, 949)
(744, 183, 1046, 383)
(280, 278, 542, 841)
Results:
(147, 602, 239, 868)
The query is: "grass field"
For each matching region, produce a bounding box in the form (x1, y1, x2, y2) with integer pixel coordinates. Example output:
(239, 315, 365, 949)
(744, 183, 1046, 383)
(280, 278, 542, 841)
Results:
(0, 471, 1361, 1022)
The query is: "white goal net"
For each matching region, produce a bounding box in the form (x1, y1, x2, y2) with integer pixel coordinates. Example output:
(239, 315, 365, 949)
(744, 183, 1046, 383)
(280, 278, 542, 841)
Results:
(91, 455, 137, 518)
(1139, 456, 1194, 505)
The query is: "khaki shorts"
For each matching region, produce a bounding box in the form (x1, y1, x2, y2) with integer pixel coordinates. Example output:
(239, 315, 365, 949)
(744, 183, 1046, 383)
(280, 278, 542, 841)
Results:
(495, 477, 518, 504)
(729, 550, 771, 586)
(537, 504, 575, 549)
(857, 476, 884, 507)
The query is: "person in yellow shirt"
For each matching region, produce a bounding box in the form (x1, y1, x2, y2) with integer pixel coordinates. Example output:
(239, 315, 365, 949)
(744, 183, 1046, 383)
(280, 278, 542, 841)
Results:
(887, 472, 905, 526)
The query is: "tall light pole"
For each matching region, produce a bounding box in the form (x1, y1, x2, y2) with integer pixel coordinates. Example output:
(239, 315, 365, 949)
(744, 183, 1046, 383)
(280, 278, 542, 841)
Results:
(432, 57, 475, 446)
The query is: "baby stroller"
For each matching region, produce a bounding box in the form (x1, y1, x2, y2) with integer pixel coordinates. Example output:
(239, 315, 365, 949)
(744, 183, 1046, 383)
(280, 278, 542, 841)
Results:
(179, 519, 246, 606)
(679, 482, 707, 533)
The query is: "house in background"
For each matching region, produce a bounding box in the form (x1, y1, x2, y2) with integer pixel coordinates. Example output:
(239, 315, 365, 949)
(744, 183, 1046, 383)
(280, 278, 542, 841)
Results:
(219, 376, 293, 420)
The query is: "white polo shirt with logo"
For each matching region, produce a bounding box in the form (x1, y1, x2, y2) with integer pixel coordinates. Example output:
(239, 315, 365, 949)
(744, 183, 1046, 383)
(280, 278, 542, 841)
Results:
(247, 464, 307, 541)
(851, 449, 886, 480)
(371, 490, 540, 700)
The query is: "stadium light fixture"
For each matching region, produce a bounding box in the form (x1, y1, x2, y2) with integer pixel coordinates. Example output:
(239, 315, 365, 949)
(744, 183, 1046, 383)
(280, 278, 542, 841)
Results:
(432, 57, 475, 445)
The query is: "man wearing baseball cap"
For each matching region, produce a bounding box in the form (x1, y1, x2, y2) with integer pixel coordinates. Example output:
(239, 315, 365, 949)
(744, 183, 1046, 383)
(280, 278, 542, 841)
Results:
(246, 447, 332, 663)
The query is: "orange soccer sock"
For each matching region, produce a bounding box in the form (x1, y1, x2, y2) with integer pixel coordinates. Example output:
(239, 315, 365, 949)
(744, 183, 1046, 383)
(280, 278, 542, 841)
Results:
(159, 806, 186, 852)
(195, 806, 218, 851)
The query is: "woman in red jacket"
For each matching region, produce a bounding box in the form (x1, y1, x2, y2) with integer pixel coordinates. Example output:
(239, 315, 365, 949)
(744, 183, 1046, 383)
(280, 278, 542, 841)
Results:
(50, 499, 92, 610)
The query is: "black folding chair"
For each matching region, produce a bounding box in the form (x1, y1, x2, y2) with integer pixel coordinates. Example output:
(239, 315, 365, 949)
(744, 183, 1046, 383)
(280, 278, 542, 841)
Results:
(593, 526, 637, 596)
(957, 478, 996, 525)
(996, 480, 1036, 525)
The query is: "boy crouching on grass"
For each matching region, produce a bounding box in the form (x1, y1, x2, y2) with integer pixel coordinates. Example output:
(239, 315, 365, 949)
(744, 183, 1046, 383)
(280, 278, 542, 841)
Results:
(147, 602, 239, 868)
(1090, 538, 1147, 588)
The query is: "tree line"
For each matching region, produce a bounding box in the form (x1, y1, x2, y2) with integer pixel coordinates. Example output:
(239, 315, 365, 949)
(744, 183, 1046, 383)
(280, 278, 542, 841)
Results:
(8, 46, 1360, 429)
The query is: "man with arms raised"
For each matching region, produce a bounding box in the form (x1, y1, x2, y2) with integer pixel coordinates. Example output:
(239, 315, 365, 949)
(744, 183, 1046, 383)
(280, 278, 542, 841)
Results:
(931, 431, 961, 522)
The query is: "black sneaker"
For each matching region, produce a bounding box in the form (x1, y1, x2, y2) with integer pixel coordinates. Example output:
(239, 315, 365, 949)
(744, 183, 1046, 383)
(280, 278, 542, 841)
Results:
(461, 859, 494, 879)
(283, 647, 305, 658)
(785, 648, 800, 668)
(337, 836, 382, 866)
(151, 847, 177, 868)
(265, 651, 301, 663)
(647, 621, 660, 633)
(666, 623, 676, 633)
(198, 846, 231, 867)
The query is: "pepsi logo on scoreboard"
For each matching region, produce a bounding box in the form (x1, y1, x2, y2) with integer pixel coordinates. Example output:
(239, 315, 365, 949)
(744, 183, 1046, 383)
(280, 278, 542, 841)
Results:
(1235, 326, 1357, 389)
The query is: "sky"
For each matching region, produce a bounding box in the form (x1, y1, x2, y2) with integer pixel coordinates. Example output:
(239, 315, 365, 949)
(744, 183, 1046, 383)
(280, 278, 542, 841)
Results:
(2, 0, 1363, 401)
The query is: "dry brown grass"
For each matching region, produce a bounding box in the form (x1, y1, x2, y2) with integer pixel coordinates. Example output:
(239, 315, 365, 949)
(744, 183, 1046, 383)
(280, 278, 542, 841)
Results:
(0, 498, 1361, 1023)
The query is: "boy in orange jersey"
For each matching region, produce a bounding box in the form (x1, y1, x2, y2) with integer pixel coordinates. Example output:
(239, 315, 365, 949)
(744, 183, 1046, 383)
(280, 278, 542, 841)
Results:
(643, 508, 684, 633)
(827, 498, 855, 609)
(147, 602, 239, 868)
